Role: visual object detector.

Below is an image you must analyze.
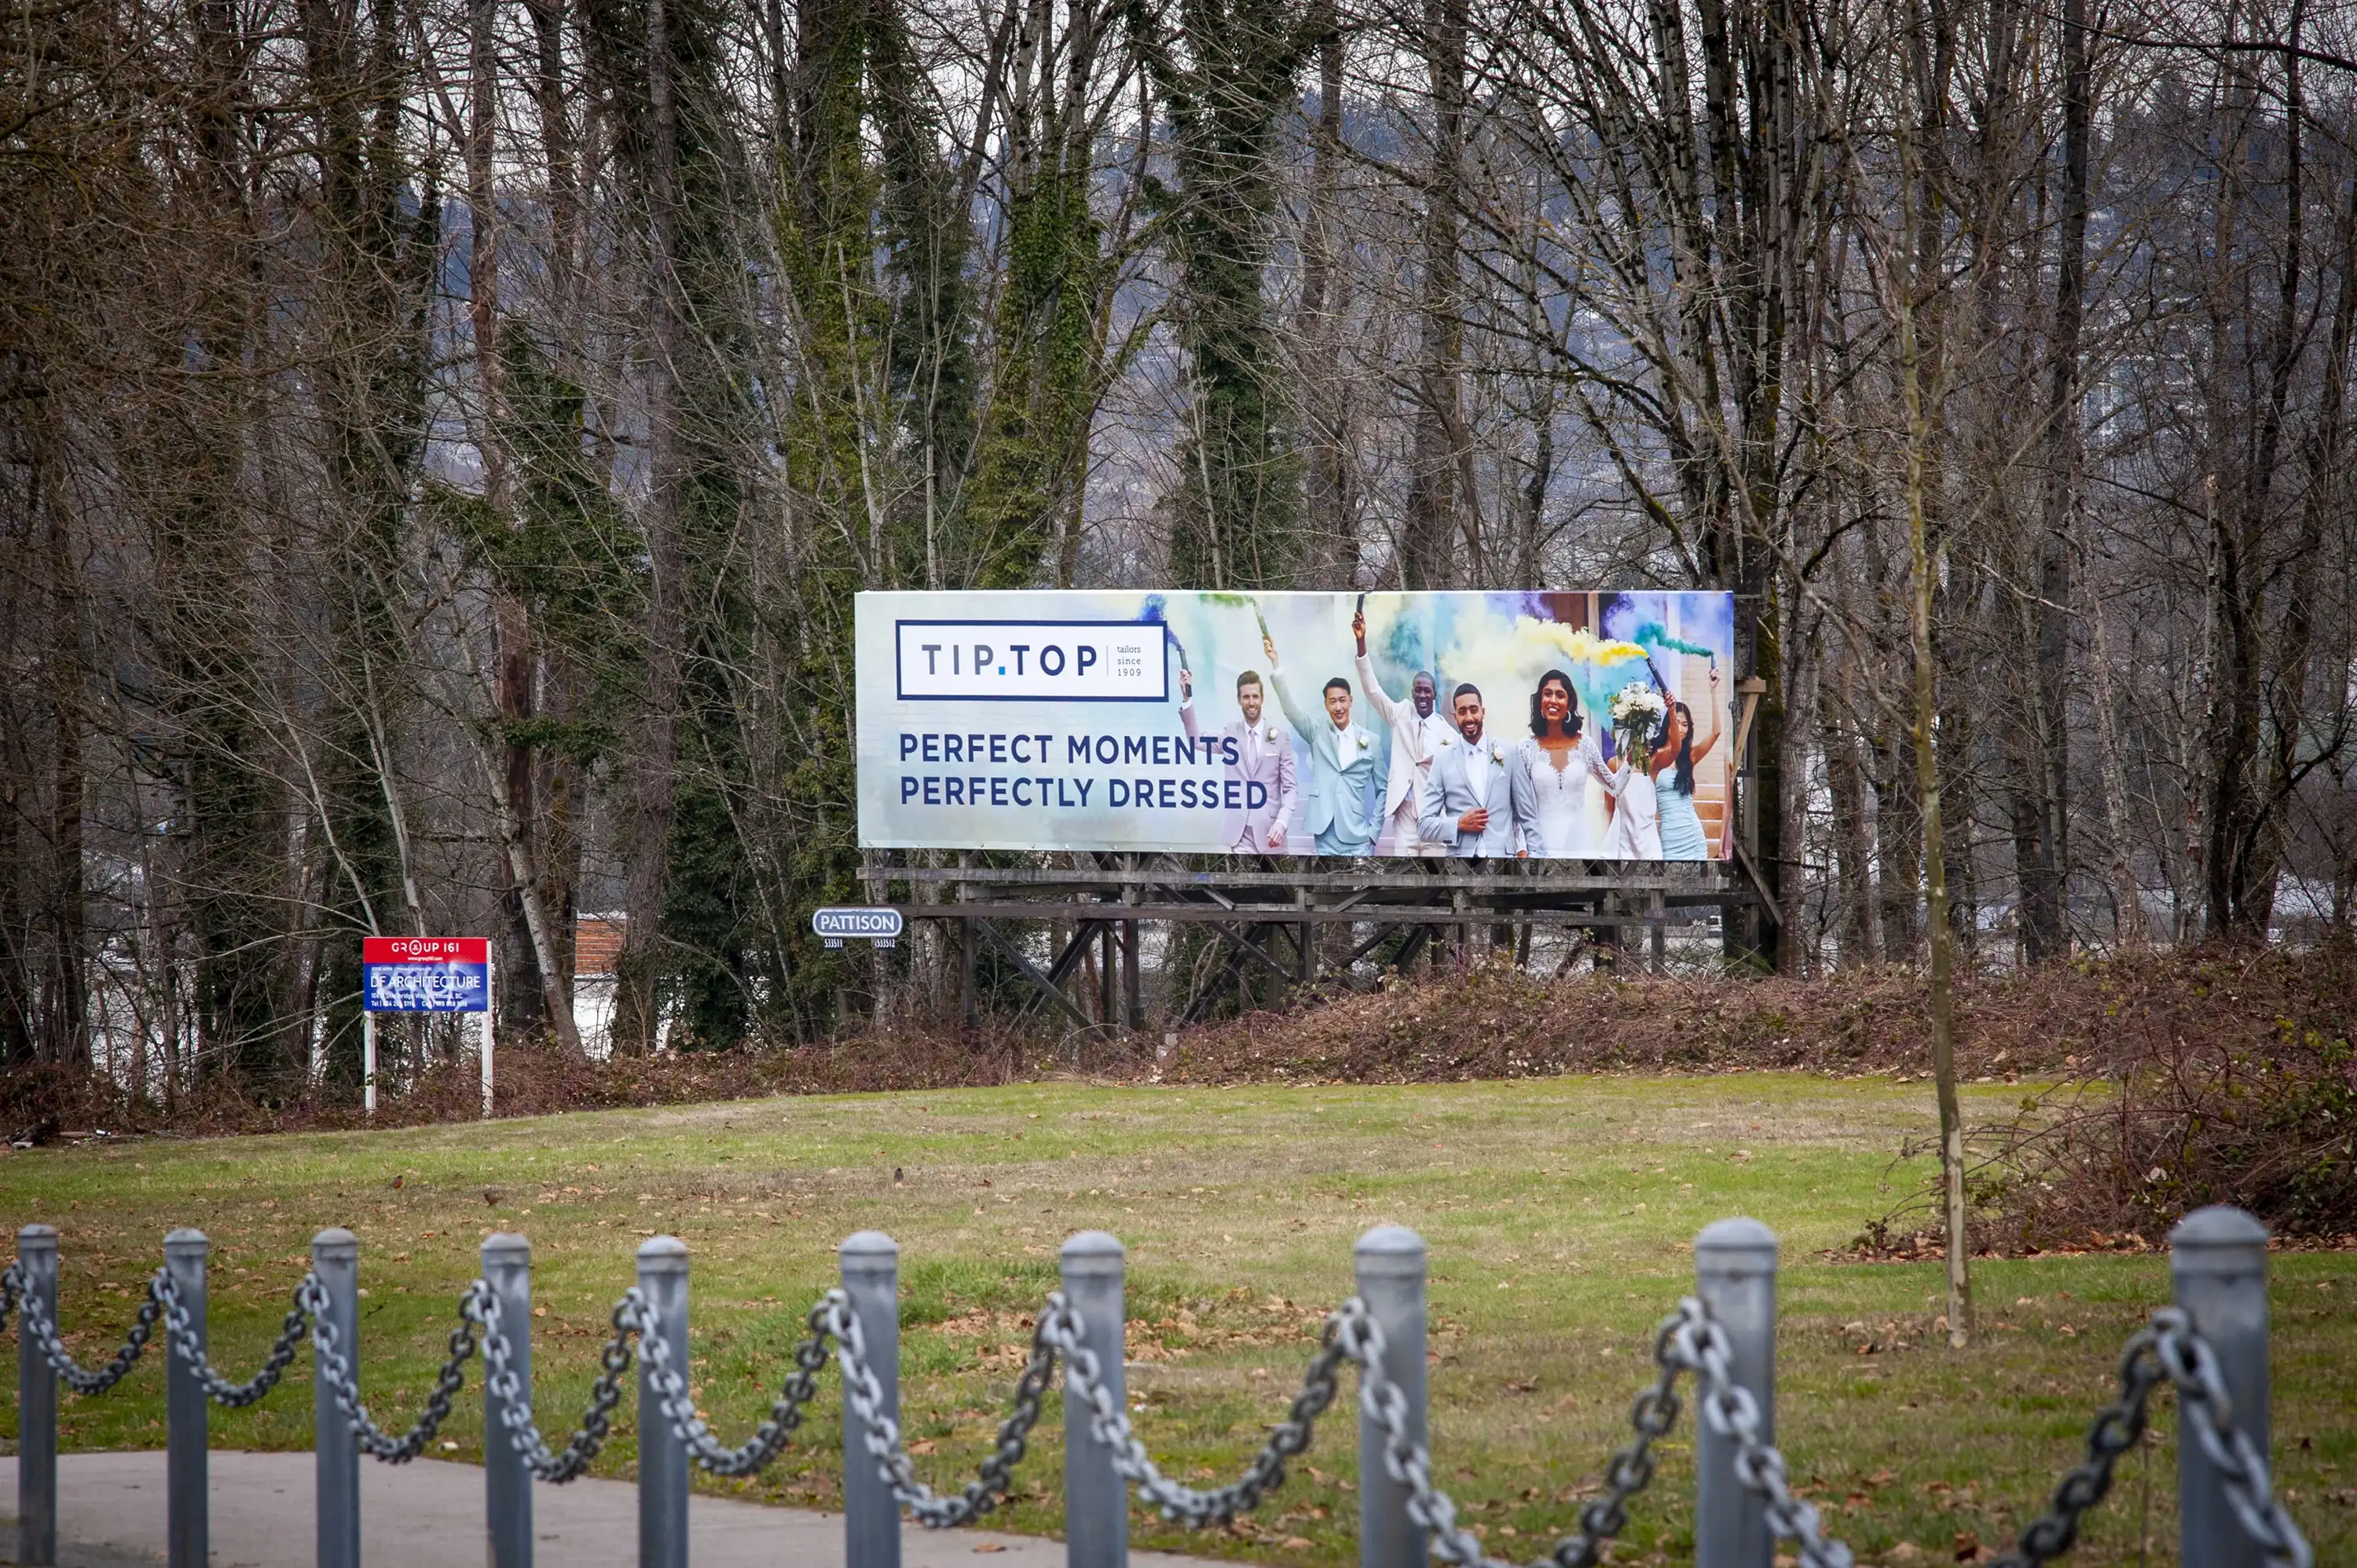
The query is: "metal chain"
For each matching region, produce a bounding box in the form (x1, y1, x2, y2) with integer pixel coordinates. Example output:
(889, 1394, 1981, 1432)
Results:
(2152, 1309, 2313, 1568)
(1043, 1292, 1347, 1526)
(1662, 1302, 1854, 1568)
(1990, 1320, 2171, 1566)
(1341, 1299, 1673, 1568)
(308, 1277, 486, 1462)
(1535, 1308, 1692, 1568)
(154, 1271, 315, 1407)
(1991, 1307, 2311, 1568)
(14, 1267, 166, 1395)
(1343, 1296, 1851, 1568)
(830, 1289, 1059, 1527)
(1, 1258, 20, 1333)
(477, 1285, 645, 1482)
(636, 1292, 836, 1477)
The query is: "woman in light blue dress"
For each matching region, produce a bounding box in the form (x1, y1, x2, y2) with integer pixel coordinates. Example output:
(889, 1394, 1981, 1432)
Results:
(1649, 667, 1722, 861)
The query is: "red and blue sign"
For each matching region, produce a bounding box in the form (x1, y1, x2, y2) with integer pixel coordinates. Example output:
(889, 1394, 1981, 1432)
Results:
(362, 936, 489, 1013)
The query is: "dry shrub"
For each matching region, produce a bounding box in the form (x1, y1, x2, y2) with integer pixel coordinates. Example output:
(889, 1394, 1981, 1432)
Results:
(1858, 945, 2357, 1255)
(1965, 1017, 2357, 1251)
(1157, 943, 2357, 1086)
(1, 1021, 1047, 1142)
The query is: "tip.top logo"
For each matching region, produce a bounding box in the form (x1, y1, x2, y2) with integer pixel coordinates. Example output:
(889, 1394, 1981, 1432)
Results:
(895, 619, 1168, 702)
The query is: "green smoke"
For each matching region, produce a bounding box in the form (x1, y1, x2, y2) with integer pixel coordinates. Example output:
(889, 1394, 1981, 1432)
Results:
(1633, 621, 1714, 658)
(1199, 592, 1272, 640)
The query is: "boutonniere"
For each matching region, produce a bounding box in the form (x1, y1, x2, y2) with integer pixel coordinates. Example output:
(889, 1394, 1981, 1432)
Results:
(1489, 742, 1504, 764)
(1354, 732, 1370, 750)
(1265, 725, 1278, 743)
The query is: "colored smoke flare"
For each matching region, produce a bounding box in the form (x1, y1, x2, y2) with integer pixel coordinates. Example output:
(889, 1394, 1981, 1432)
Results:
(1139, 592, 1190, 672)
(1633, 621, 1714, 658)
(1196, 591, 1270, 646)
(1525, 624, 1648, 665)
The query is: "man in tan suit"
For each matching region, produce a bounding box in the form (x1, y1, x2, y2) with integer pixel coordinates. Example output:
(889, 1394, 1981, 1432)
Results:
(1351, 606, 1452, 855)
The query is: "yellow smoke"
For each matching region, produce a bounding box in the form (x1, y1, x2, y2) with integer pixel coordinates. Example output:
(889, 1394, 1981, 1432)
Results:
(1523, 624, 1648, 665)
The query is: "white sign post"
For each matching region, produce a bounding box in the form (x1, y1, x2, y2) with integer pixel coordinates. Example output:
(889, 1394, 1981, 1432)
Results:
(482, 954, 497, 1119)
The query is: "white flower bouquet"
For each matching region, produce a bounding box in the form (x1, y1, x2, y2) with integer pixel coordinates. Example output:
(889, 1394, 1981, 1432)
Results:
(1608, 682, 1667, 764)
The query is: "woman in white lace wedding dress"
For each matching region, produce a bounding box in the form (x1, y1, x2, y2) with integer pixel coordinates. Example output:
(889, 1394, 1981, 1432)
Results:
(1510, 669, 1619, 858)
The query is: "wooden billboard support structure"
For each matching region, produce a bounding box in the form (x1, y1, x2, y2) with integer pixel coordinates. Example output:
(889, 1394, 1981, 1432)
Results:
(860, 855, 1761, 1034)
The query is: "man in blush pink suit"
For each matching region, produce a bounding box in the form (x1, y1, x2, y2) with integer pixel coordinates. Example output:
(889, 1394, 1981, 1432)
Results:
(1178, 666, 1300, 854)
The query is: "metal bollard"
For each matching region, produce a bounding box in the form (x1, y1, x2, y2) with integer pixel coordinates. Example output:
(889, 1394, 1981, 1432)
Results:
(1061, 1233, 1127, 1568)
(2172, 1206, 2272, 1568)
(482, 1233, 533, 1568)
(1354, 1226, 1428, 1568)
(312, 1229, 362, 1568)
(163, 1229, 209, 1568)
(16, 1225, 59, 1566)
(1693, 1218, 1776, 1568)
(840, 1233, 902, 1568)
(636, 1236, 691, 1568)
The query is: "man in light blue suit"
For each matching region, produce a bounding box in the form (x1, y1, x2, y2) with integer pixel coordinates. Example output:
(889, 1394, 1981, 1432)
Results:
(1418, 684, 1521, 857)
(1263, 631, 1381, 855)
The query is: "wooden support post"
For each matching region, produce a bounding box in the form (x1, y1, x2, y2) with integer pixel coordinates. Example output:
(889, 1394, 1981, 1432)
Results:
(959, 919, 976, 1031)
(957, 852, 977, 1034)
(1296, 888, 1314, 988)
(1099, 921, 1117, 1031)
(1728, 674, 1769, 965)
(1121, 918, 1139, 1031)
(1120, 856, 1140, 1031)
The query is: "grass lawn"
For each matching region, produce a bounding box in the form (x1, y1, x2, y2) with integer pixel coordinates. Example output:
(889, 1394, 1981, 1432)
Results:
(2, 1073, 2352, 1566)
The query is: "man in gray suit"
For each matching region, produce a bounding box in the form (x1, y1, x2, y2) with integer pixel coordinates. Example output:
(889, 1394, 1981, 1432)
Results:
(1179, 666, 1299, 853)
(1417, 683, 1520, 858)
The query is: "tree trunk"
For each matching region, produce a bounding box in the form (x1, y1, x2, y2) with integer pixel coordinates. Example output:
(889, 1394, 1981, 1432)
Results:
(1403, 0, 1466, 588)
(2251, 165, 2357, 932)
(615, 0, 686, 1056)
(1299, 14, 1350, 586)
(2016, 0, 2091, 962)
(1897, 98, 1971, 1348)
(2082, 570, 2143, 945)
(42, 435, 88, 1067)
(2200, 27, 2301, 941)
(1824, 658, 1877, 965)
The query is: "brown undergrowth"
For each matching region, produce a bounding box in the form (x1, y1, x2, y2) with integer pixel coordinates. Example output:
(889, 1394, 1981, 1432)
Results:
(0, 1025, 1036, 1144)
(1156, 943, 2357, 1084)
(1847, 945, 2357, 1251)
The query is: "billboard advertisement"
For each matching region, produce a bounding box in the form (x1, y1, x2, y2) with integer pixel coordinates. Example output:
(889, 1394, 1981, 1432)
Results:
(855, 590, 1736, 860)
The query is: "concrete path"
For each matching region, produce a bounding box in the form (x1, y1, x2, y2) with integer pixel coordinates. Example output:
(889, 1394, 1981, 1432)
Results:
(0, 1453, 1233, 1568)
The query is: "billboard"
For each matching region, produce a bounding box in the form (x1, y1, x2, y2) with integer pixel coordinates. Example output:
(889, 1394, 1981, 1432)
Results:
(855, 590, 1736, 860)
(362, 936, 489, 1012)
